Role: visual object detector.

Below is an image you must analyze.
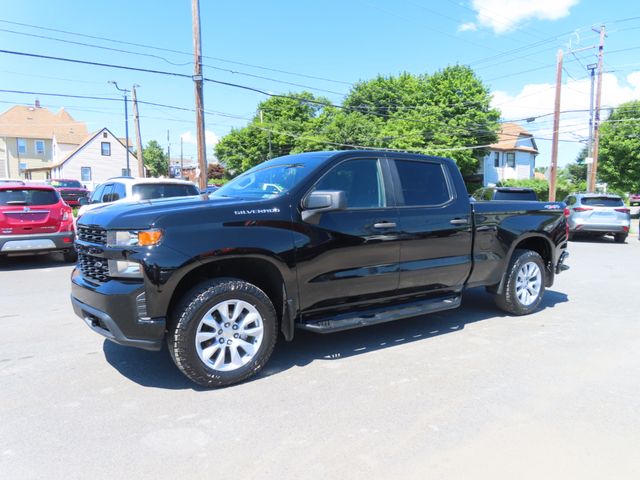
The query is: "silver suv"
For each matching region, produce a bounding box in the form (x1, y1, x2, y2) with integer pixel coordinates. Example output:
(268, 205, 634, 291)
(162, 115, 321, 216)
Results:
(563, 193, 631, 242)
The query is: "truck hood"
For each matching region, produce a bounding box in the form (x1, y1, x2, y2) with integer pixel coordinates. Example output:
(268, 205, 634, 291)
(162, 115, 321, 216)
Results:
(77, 194, 283, 230)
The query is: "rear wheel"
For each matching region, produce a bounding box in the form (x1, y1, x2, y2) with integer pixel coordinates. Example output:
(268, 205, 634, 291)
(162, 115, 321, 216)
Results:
(495, 249, 545, 315)
(614, 233, 627, 243)
(168, 278, 278, 388)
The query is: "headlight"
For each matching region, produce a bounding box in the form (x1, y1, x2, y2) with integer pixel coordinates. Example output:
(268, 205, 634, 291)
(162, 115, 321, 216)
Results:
(108, 260, 143, 278)
(107, 229, 163, 247)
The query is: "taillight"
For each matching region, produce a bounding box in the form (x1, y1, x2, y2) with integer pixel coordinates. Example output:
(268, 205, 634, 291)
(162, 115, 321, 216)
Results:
(573, 207, 593, 212)
(563, 207, 570, 218)
(62, 210, 69, 221)
(564, 207, 570, 239)
(614, 208, 630, 214)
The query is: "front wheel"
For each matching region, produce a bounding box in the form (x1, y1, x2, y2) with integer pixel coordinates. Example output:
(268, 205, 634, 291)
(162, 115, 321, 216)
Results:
(168, 278, 278, 388)
(495, 249, 545, 315)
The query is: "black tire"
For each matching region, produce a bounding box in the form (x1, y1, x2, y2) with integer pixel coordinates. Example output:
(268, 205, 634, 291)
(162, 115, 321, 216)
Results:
(614, 233, 627, 243)
(168, 278, 278, 388)
(62, 249, 77, 263)
(495, 249, 546, 316)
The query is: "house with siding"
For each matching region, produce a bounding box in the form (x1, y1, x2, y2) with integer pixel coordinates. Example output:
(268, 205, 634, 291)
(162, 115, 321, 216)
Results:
(480, 123, 538, 186)
(42, 128, 138, 190)
(0, 102, 88, 179)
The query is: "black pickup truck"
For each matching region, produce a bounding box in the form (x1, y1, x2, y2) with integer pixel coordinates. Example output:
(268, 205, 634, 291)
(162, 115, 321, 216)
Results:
(71, 151, 569, 387)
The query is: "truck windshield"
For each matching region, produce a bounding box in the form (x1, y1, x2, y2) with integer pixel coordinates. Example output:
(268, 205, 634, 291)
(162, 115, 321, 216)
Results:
(212, 163, 308, 199)
(50, 180, 82, 188)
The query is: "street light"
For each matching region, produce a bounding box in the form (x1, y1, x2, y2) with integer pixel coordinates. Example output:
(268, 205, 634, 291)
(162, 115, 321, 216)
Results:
(108, 81, 131, 176)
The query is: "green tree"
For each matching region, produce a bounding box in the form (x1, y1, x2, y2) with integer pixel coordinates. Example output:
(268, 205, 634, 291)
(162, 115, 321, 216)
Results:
(143, 140, 167, 177)
(215, 66, 500, 177)
(598, 100, 640, 192)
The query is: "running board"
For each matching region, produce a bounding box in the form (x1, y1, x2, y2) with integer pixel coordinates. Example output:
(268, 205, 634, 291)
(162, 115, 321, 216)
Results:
(298, 294, 462, 333)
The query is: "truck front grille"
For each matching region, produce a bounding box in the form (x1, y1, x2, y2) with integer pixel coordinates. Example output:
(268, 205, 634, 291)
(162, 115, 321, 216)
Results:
(77, 225, 107, 245)
(78, 253, 109, 283)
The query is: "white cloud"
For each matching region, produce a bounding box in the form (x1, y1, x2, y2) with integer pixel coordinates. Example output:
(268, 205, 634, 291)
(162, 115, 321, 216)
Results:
(458, 22, 478, 32)
(463, 0, 579, 34)
(181, 130, 219, 146)
(492, 71, 640, 165)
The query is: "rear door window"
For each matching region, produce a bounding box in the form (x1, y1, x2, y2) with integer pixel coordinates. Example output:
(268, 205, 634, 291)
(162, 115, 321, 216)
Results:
(581, 197, 623, 207)
(0, 189, 59, 206)
(394, 160, 451, 206)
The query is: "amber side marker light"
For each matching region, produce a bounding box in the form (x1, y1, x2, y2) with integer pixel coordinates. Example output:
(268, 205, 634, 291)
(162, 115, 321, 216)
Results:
(138, 229, 163, 246)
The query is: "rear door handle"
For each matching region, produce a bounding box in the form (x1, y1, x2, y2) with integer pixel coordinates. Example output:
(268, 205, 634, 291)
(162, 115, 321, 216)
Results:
(450, 218, 469, 225)
(373, 222, 397, 229)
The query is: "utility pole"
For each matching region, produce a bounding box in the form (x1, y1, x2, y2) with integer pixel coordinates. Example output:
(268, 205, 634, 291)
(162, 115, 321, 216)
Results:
(589, 25, 606, 193)
(108, 81, 131, 175)
(586, 63, 597, 190)
(192, 0, 207, 190)
(549, 49, 563, 202)
(167, 130, 171, 177)
(131, 84, 144, 178)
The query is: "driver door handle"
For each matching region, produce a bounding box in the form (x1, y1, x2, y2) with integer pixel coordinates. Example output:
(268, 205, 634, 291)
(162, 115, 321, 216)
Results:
(450, 218, 469, 225)
(373, 221, 397, 229)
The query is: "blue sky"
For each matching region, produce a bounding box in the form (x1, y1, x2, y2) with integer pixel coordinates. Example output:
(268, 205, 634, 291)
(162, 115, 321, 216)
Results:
(1, 0, 639, 168)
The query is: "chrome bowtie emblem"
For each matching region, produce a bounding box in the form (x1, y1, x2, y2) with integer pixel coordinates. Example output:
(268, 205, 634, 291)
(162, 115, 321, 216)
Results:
(94, 262, 103, 268)
(23, 207, 30, 212)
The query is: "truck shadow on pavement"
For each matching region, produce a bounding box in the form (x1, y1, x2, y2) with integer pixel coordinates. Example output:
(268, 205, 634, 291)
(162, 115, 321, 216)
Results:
(102, 287, 568, 391)
(0, 253, 74, 271)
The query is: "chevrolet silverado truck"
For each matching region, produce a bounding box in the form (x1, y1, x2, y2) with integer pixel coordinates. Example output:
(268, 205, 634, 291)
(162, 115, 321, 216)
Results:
(71, 151, 569, 387)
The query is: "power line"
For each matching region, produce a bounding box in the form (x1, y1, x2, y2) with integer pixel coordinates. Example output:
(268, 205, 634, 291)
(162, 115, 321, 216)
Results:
(0, 19, 353, 86)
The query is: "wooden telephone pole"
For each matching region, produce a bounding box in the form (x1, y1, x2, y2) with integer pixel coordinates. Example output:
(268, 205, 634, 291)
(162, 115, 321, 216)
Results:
(549, 49, 563, 202)
(192, 0, 207, 190)
(131, 85, 145, 177)
(588, 25, 606, 192)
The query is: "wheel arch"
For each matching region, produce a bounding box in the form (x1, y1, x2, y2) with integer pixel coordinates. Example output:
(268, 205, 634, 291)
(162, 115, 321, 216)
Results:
(165, 255, 296, 341)
(495, 233, 555, 294)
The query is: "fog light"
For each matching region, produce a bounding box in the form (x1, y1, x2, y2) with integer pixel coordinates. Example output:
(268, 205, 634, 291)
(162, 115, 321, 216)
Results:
(108, 260, 143, 278)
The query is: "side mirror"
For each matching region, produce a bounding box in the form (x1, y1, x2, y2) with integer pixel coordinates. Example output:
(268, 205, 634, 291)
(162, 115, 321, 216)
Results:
(78, 197, 88, 206)
(301, 190, 346, 223)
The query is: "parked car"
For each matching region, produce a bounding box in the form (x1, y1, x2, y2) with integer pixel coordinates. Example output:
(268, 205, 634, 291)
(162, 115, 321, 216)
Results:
(0, 184, 76, 261)
(201, 185, 219, 194)
(47, 178, 90, 207)
(472, 186, 538, 201)
(77, 177, 200, 218)
(71, 150, 569, 388)
(0, 178, 25, 185)
(629, 193, 640, 206)
(563, 193, 631, 242)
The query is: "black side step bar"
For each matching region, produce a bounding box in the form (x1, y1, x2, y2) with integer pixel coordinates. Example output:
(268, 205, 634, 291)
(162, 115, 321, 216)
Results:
(298, 294, 462, 334)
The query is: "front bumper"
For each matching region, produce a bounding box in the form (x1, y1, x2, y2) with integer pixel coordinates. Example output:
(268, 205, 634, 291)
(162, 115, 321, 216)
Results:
(71, 269, 165, 351)
(0, 231, 75, 254)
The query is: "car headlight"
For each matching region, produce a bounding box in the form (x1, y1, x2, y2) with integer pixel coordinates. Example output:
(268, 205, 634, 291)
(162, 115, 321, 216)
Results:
(108, 260, 143, 278)
(107, 229, 163, 247)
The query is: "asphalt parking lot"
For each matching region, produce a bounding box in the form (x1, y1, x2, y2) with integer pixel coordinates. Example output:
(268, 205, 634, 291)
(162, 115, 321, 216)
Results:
(1, 235, 639, 479)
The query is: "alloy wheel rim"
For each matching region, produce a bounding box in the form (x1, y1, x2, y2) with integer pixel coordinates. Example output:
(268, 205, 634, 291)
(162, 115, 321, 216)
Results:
(195, 299, 264, 372)
(515, 261, 542, 306)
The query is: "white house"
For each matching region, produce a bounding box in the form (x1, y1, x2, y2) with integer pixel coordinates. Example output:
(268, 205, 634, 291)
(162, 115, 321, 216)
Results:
(481, 123, 538, 186)
(46, 128, 138, 190)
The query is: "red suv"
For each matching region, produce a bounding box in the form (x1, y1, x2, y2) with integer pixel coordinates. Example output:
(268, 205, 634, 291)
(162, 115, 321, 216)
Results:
(0, 184, 76, 262)
(630, 193, 640, 207)
(47, 179, 89, 207)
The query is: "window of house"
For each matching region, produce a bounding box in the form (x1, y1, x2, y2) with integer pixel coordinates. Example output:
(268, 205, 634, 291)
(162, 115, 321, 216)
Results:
(122, 168, 130, 176)
(506, 152, 515, 168)
(494, 152, 500, 168)
(45, 171, 51, 180)
(17, 138, 26, 154)
(35, 140, 45, 155)
(394, 160, 451, 206)
(81, 167, 92, 181)
(101, 142, 111, 156)
(24, 171, 32, 180)
(103, 132, 108, 138)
